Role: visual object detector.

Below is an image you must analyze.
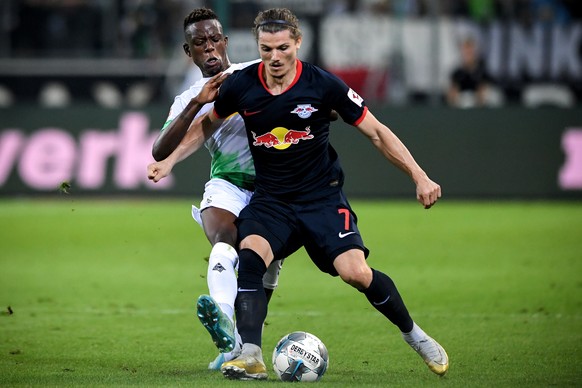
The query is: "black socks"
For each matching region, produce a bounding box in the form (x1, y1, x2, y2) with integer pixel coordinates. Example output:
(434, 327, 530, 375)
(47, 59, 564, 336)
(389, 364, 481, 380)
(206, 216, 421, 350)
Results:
(362, 268, 414, 333)
(235, 248, 268, 347)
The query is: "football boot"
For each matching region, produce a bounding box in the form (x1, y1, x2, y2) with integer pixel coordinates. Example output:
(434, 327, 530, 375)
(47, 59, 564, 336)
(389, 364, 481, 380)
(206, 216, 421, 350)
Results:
(196, 295, 235, 353)
(221, 354, 268, 380)
(404, 334, 449, 375)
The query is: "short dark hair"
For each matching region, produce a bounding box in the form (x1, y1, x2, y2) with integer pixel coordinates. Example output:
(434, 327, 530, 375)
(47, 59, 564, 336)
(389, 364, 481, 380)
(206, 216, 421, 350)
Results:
(252, 8, 301, 41)
(184, 8, 218, 31)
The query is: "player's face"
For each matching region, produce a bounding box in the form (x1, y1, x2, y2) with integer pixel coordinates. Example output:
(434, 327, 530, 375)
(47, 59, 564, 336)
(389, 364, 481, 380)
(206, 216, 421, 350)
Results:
(184, 19, 229, 77)
(258, 30, 301, 80)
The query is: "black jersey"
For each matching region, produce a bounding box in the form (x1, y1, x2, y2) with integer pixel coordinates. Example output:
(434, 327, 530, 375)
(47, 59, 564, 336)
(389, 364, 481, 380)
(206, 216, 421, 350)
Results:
(214, 60, 368, 201)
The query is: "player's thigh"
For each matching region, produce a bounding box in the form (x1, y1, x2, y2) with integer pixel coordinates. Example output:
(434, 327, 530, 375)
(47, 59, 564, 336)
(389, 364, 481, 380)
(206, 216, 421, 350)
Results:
(236, 193, 302, 261)
(300, 191, 368, 275)
(193, 178, 252, 225)
(201, 207, 237, 246)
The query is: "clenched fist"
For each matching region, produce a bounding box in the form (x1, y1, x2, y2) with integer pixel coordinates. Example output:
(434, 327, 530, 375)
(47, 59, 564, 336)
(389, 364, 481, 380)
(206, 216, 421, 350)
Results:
(147, 159, 173, 183)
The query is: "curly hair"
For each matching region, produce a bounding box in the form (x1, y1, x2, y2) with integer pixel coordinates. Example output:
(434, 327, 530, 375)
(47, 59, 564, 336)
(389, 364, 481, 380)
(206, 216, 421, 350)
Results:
(252, 8, 302, 41)
(183, 8, 218, 31)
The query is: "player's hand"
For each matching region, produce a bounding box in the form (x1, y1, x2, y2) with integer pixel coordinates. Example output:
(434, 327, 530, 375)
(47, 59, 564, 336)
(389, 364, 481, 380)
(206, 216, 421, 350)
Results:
(147, 160, 173, 183)
(195, 72, 230, 104)
(416, 177, 442, 209)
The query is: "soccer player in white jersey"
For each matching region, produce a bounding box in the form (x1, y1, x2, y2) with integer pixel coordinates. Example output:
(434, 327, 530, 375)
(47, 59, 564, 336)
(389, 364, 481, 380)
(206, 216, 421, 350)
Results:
(150, 8, 282, 370)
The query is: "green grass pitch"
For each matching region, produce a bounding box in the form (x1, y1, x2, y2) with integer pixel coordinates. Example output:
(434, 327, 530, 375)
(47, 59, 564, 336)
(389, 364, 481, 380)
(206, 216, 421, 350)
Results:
(0, 199, 580, 387)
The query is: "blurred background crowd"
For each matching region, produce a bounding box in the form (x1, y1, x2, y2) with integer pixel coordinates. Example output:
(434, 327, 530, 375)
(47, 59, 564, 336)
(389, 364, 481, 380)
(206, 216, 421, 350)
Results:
(0, 0, 581, 109)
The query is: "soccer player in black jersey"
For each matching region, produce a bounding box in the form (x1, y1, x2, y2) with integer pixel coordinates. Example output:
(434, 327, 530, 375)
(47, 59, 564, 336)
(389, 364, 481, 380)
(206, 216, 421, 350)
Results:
(147, 8, 448, 381)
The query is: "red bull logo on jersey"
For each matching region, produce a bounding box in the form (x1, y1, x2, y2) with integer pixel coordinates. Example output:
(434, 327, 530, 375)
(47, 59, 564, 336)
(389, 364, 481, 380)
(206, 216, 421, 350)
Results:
(290, 104, 318, 119)
(251, 126, 314, 150)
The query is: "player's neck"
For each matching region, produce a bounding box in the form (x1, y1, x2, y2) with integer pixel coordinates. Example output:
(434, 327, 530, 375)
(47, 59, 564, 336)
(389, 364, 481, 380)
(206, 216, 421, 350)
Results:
(264, 68, 296, 95)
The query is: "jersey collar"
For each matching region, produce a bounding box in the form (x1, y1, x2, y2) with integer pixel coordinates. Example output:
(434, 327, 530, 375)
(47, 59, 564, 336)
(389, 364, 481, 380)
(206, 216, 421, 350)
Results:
(258, 59, 302, 95)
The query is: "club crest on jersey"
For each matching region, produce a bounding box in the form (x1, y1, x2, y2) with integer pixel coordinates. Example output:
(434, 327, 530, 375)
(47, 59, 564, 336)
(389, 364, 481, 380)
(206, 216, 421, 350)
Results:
(251, 126, 314, 150)
(290, 104, 318, 119)
(348, 88, 363, 107)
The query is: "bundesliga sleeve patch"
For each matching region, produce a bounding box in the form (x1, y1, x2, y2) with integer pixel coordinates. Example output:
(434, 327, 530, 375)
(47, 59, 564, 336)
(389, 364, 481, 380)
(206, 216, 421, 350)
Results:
(347, 88, 363, 107)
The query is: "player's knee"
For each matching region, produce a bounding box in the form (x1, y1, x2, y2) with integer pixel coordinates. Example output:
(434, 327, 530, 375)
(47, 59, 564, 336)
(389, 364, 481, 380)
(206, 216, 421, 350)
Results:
(208, 229, 237, 246)
(338, 266, 373, 290)
(209, 242, 238, 268)
(334, 250, 372, 289)
(239, 234, 275, 262)
(238, 248, 268, 289)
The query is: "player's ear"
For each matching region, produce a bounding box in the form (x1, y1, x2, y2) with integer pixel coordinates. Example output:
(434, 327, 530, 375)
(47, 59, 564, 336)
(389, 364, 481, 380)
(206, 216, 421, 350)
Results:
(296, 36, 302, 51)
(183, 43, 191, 57)
(224, 36, 229, 47)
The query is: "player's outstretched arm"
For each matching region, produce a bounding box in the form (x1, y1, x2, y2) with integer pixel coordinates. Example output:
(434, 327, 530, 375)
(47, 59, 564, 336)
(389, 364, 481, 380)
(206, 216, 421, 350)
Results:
(356, 111, 441, 209)
(147, 110, 224, 183)
(152, 72, 230, 161)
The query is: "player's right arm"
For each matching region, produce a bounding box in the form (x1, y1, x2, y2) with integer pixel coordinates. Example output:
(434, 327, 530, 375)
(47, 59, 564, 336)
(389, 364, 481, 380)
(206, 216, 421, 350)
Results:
(355, 111, 441, 209)
(152, 72, 229, 161)
(147, 110, 225, 183)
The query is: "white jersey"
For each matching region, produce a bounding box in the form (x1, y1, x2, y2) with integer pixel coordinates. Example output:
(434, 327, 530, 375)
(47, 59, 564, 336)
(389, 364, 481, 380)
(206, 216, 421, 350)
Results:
(163, 60, 259, 190)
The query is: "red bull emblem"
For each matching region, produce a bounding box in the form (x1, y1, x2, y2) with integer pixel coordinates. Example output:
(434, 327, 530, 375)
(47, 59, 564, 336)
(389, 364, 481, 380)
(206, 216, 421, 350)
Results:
(251, 127, 314, 150)
(290, 104, 318, 119)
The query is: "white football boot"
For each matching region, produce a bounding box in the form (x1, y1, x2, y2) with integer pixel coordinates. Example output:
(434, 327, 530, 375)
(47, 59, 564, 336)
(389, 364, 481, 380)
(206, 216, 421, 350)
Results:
(403, 323, 449, 375)
(221, 343, 268, 380)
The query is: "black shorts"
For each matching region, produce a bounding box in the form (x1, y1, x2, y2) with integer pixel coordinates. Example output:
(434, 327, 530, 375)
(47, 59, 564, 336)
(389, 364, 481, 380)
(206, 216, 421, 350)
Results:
(235, 190, 369, 276)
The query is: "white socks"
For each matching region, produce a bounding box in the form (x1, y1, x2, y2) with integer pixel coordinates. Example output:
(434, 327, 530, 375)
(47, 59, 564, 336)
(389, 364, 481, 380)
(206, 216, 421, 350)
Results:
(402, 322, 428, 344)
(241, 343, 263, 360)
(207, 242, 239, 322)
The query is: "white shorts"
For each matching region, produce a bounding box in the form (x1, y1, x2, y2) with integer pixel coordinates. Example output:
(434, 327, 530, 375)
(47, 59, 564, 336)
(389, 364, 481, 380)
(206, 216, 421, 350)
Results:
(191, 178, 253, 227)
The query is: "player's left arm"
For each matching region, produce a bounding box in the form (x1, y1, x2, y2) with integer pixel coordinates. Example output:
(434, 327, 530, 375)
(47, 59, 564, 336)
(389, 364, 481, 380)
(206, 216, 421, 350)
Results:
(355, 111, 442, 209)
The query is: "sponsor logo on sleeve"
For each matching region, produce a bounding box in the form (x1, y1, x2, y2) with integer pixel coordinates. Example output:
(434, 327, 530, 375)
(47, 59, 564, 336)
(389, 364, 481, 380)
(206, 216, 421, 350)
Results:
(347, 88, 363, 107)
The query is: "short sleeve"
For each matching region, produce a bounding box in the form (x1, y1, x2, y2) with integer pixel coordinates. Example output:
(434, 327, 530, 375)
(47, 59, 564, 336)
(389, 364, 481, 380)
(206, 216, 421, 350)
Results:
(166, 95, 187, 122)
(324, 71, 367, 126)
(214, 75, 239, 119)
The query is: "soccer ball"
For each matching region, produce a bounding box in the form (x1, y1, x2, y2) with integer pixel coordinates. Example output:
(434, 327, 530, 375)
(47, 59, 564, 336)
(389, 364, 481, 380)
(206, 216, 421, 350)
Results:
(272, 331, 329, 382)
